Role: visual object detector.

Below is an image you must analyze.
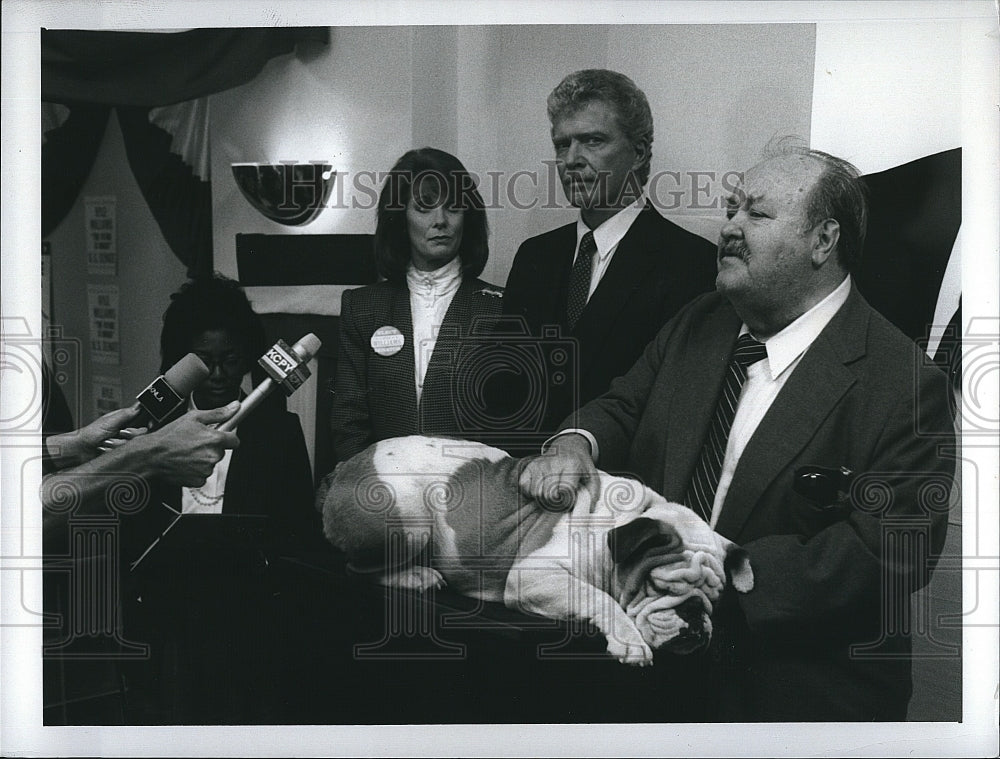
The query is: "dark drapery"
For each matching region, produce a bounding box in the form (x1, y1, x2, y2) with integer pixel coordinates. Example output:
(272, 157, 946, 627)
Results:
(42, 28, 328, 107)
(858, 148, 961, 344)
(40, 28, 329, 274)
(858, 148, 962, 389)
(117, 105, 214, 278)
(41, 103, 111, 239)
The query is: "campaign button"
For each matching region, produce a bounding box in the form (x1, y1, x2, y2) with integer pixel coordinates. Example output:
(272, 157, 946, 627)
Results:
(371, 326, 405, 356)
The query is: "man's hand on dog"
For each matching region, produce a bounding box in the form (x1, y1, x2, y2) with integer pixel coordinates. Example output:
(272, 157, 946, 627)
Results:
(519, 432, 601, 512)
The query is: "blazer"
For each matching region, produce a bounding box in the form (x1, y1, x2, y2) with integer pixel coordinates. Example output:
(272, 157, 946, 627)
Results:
(501, 202, 717, 441)
(571, 287, 956, 720)
(330, 276, 503, 464)
(120, 396, 319, 568)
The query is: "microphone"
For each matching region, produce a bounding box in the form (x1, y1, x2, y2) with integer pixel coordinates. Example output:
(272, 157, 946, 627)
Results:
(219, 333, 321, 432)
(135, 352, 210, 427)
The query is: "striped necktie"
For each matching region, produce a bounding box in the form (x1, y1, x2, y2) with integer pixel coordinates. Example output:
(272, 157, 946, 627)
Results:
(565, 231, 596, 330)
(685, 333, 768, 522)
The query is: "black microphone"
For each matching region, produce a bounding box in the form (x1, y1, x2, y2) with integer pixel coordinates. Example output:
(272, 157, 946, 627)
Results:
(135, 352, 210, 428)
(219, 334, 321, 432)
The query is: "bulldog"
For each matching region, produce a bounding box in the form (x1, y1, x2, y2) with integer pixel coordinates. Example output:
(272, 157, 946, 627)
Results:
(317, 435, 753, 666)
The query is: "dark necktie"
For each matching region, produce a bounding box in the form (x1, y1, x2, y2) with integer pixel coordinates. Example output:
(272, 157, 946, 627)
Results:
(685, 333, 768, 523)
(565, 231, 596, 330)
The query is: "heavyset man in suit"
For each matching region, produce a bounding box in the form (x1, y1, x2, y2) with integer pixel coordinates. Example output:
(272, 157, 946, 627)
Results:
(500, 69, 717, 448)
(519, 146, 956, 720)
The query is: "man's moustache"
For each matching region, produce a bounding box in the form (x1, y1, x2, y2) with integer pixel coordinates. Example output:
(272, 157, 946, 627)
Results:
(718, 241, 748, 260)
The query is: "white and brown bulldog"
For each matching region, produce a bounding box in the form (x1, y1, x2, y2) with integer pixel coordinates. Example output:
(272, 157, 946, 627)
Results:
(317, 435, 753, 666)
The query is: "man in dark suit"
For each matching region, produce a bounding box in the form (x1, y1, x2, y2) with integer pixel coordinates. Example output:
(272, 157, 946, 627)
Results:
(500, 69, 716, 450)
(519, 147, 956, 720)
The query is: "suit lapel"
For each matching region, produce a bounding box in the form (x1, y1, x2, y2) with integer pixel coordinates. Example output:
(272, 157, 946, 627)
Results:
(574, 205, 661, 360)
(422, 278, 475, 407)
(714, 290, 870, 539)
(660, 303, 742, 501)
(222, 422, 251, 514)
(382, 287, 418, 427)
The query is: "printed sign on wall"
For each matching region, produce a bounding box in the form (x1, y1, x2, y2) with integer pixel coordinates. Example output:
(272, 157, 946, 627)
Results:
(92, 375, 123, 419)
(87, 283, 120, 365)
(85, 196, 117, 276)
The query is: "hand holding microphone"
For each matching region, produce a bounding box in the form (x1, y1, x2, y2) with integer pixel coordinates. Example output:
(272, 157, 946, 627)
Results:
(93, 352, 210, 452)
(219, 333, 322, 432)
(91, 334, 319, 457)
(43, 403, 147, 469)
(134, 352, 211, 427)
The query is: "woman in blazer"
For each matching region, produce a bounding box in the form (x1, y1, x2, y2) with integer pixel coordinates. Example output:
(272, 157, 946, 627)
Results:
(122, 274, 317, 724)
(330, 147, 503, 465)
(127, 274, 317, 549)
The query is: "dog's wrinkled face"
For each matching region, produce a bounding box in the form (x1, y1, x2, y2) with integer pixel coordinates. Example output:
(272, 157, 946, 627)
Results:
(608, 499, 754, 654)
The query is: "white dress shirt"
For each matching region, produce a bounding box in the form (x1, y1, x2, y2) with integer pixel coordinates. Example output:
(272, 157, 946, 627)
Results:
(708, 275, 853, 527)
(553, 276, 853, 527)
(573, 195, 646, 300)
(407, 256, 463, 404)
(181, 396, 236, 515)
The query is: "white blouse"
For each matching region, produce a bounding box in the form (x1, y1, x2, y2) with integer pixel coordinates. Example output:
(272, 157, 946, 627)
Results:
(180, 396, 237, 515)
(406, 256, 463, 404)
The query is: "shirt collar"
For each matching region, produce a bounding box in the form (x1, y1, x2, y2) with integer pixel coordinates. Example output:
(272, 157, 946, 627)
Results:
(576, 194, 646, 261)
(743, 276, 853, 379)
(406, 255, 463, 296)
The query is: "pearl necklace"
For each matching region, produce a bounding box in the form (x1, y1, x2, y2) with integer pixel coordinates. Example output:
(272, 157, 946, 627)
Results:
(187, 485, 224, 507)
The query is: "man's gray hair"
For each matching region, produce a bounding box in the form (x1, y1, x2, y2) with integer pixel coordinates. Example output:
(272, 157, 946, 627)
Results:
(547, 69, 654, 186)
(765, 138, 869, 272)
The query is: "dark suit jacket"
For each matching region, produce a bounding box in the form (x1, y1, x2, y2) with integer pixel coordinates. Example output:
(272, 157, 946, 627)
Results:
(330, 276, 503, 464)
(570, 287, 955, 720)
(501, 203, 716, 444)
(120, 396, 319, 568)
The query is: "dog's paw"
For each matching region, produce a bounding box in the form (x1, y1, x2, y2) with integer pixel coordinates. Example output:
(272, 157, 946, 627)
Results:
(605, 635, 654, 667)
(378, 565, 446, 593)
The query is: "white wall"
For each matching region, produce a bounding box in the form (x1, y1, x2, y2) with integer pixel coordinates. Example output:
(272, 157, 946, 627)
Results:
(811, 19, 966, 355)
(211, 26, 416, 267)
(212, 24, 817, 293)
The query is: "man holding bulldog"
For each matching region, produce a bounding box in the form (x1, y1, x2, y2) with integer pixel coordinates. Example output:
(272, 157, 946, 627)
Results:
(519, 145, 956, 721)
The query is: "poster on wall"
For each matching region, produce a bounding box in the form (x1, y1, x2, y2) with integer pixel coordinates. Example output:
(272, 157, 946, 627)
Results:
(92, 375, 123, 419)
(85, 195, 117, 276)
(87, 283, 120, 365)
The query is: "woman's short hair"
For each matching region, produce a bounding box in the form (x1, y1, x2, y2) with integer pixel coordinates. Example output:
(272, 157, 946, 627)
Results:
(374, 147, 489, 283)
(547, 69, 654, 187)
(159, 273, 267, 375)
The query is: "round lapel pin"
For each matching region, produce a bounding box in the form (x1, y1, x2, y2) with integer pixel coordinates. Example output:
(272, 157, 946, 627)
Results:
(371, 325, 405, 356)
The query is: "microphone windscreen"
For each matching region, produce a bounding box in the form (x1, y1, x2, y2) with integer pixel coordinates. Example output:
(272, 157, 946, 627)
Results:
(163, 353, 210, 395)
(291, 333, 322, 361)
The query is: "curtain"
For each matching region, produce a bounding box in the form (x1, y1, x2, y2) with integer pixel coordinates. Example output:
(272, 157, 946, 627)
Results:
(40, 28, 329, 273)
(42, 28, 328, 107)
(117, 102, 213, 278)
(41, 102, 111, 238)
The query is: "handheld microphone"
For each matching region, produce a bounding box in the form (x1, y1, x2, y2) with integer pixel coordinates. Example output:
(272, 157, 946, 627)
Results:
(135, 352, 210, 427)
(219, 333, 321, 432)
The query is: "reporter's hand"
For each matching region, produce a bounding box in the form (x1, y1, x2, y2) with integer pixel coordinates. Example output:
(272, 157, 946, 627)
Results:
(44, 403, 144, 467)
(139, 401, 241, 487)
(518, 433, 600, 512)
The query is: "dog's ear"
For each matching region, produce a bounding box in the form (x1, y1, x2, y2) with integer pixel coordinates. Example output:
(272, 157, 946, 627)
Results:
(608, 517, 681, 564)
(723, 543, 754, 593)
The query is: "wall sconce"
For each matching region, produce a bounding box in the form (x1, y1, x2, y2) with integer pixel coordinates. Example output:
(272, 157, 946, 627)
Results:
(231, 162, 337, 226)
